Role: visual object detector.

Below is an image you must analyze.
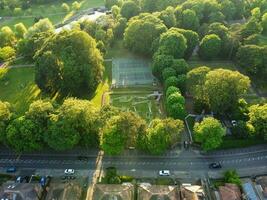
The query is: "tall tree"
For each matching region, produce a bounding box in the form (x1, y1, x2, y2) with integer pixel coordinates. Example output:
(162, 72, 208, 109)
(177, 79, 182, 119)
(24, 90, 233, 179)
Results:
(124, 13, 167, 55)
(198, 34, 221, 60)
(0, 101, 12, 144)
(146, 118, 184, 154)
(120, 0, 140, 20)
(157, 29, 187, 59)
(6, 116, 43, 152)
(194, 117, 225, 151)
(100, 112, 147, 155)
(35, 30, 104, 97)
(0, 26, 16, 47)
(204, 69, 250, 115)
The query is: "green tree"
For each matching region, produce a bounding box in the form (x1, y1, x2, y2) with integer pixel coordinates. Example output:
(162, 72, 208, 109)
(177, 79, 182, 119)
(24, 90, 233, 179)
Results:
(166, 92, 186, 119)
(46, 98, 99, 150)
(61, 3, 70, 12)
(162, 67, 176, 80)
(170, 28, 199, 59)
(114, 17, 127, 39)
(0, 101, 12, 143)
(261, 13, 267, 35)
(166, 86, 180, 98)
(224, 170, 241, 186)
(187, 66, 211, 112)
(204, 69, 250, 115)
(181, 9, 199, 31)
(72, 1, 81, 11)
(157, 29, 187, 59)
(26, 100, 54, 135)
(120, 0, 140, 20)
(146, 118, 184, 154)
(158, 6, 176, 28)
(25, 18, 54, 39)
(199, 34, 221, 60)
(247, 104, 267, 140)
(35, 30, 104, 97)
(220, 0, 236, 21)
(0, 26, 16, 47)
(14, 23, 27, 39)
(152, 53, 174, 79)
(111, 5, 120, 19)
(0, 46, 16, 62)
(194, 117, 226, 151)
(6, 116, 43, 152)
(100, 112, 146, 155)
(241, 18, 262, 39)
(165, 76, 179, 89)
(171, 59, 189, 75)
(124, 13, 167, 55)
(105, 0, 119, 9)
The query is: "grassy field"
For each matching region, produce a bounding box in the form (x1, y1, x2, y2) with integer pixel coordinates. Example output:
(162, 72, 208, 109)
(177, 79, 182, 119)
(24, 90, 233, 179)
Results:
(0, 67, 41, 114)
(110, 89, 164, 121)
(188, 58, 236, 70)
(0, 0, 104, 28)
(90, 61, 112, 108)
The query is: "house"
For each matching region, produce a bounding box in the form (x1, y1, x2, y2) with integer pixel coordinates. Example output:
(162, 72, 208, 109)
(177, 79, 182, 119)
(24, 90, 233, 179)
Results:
(137, 183, 180, 200)
(93, 183, 134, 200)
(0, 183, 42, 200)
(180, 184, 204, 200)
(242, 182, 260, 200)
(219, 183, 241, 200)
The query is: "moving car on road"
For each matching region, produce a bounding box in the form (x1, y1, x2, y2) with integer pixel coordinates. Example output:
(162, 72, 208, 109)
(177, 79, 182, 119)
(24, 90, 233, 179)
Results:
(64, 169, 75, 175)
(6, 167, 16, 173)
(159, 170, 170, 176)
(209, 162, 222, 169)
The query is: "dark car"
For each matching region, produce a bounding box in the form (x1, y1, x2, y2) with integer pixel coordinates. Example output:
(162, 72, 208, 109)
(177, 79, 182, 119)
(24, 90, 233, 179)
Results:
(6, 167, 16, 173)
(209, 162, 222, 169)
(78, 156, 88, 161)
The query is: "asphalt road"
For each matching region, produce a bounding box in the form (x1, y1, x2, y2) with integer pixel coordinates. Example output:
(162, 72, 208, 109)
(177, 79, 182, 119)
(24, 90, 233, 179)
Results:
(0, 149, 267, 175)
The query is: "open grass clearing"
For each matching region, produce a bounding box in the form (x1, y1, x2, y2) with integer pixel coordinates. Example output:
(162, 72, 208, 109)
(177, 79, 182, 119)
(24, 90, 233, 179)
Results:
(0, 0, 104, 28)
(188, 58, 236, 70)
(0, 66, 41, 114)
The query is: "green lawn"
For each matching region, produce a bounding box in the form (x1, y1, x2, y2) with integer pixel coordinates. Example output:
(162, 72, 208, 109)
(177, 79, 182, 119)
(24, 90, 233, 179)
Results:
(0, 67, 41, 114)
(188, 58, 236, 70)
(110, 89, 164, 121)
(0, 0, 104, 28)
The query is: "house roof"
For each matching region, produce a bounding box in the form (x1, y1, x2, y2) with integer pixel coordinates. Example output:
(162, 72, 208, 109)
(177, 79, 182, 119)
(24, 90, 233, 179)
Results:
(242, 182, 259, 200)
(1, 183, 42, 200)
(93, 183, 134, 200)
(219, 183, 241, 200)
(138, 183, 179, 200)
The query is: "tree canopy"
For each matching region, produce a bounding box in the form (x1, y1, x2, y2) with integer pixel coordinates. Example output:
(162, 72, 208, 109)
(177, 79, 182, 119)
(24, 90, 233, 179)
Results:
(35, 30, 104, 97)
(194, 117, 225, 151)
(124, 13, 167, 55)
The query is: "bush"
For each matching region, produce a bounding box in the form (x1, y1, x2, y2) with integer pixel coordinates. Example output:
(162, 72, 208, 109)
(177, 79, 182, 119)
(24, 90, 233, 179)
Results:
(164, 76, 178, 89)
(61, 3, 70, 13)
(166, 86, 180, 98)
(177, 74, 187, 94)
(162, 67, 176, 80)
(171, 59, 189, 75)
(0, 46, 16, 62)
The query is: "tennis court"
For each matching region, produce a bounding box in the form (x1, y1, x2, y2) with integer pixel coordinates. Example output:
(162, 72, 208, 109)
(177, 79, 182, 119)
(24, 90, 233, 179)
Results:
(112, 58, 155, 88)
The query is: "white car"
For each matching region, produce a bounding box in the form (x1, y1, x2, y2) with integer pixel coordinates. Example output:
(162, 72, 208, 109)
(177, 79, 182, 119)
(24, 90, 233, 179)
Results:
(159, 170, 170, 176)
(64, 169, 75, 175)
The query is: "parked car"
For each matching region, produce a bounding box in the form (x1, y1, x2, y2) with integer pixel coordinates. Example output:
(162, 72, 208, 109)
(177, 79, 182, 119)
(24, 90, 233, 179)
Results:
(77, 156, 88, 161)
(64, 169, 75, 175)
(209, 162, 222, 169)
(6, 167, 16, 173)
(159, 170, 170, 176)
(40, 177, 46, 187)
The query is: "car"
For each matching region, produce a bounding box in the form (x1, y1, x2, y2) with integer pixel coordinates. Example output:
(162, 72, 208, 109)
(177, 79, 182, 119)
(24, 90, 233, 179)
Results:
(6, 167, 16, 173)
(209, 162, 222, 169)
(231, 120, 237, 126)
(159, 170, 170, 176)
(64, 169, 75, 175)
